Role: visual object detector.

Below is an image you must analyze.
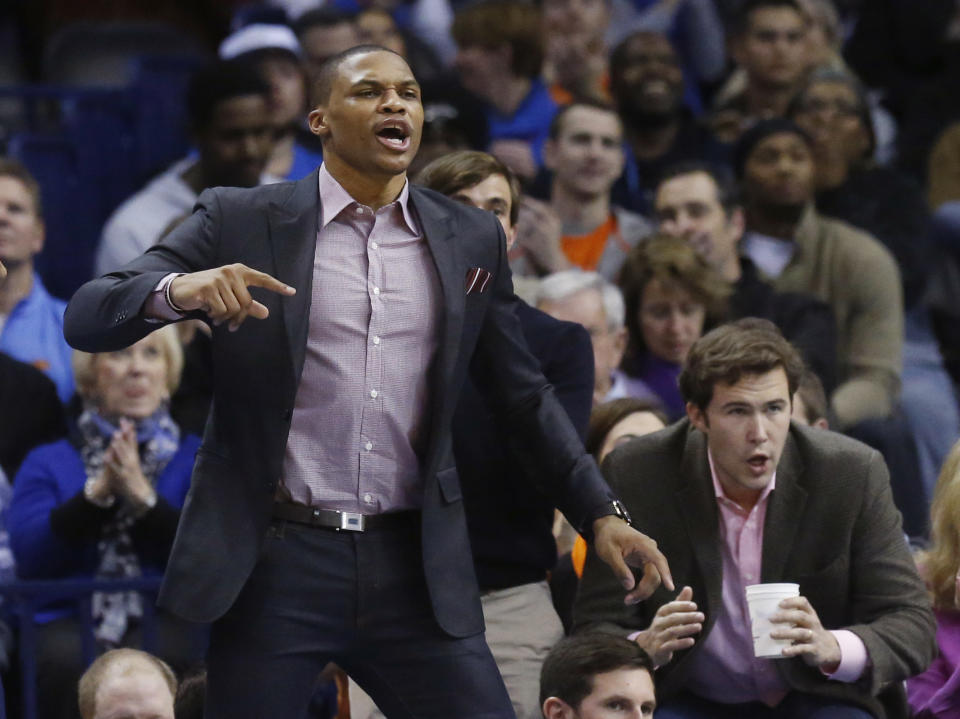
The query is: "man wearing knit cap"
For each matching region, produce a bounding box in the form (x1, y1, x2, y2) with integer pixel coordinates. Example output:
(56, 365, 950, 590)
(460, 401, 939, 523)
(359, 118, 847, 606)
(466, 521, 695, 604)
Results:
(219, 23, 324, 180)
(736, 118, 903, 431)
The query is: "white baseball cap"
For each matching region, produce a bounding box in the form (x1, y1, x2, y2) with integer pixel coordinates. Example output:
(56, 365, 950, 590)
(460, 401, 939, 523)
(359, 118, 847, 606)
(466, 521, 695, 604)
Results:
(219, 24, 302, 60)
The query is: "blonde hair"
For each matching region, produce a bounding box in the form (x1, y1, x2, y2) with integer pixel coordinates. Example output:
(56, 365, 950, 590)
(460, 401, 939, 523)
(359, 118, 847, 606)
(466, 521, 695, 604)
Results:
(78, 648, 177, 719)
(923, 439, 960, 609)
(72, 325, 185, 402)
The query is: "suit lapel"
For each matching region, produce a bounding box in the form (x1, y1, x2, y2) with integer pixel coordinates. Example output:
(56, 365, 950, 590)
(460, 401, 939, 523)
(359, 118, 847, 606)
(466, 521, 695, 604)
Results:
(678, 430, 724, 615)
(268, 171, 320, 385)
(410, 186, 462, 386)
(761, 432, 807, 581)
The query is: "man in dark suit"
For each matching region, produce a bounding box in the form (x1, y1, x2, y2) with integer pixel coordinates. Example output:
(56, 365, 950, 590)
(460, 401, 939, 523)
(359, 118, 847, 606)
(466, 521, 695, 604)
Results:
(64, 46, 671, 718)
(414, 149, 594, 719)
(574, 319, 936, 719)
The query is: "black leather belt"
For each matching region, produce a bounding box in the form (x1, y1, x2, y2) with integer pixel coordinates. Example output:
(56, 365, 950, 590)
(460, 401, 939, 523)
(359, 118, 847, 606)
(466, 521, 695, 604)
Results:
(272, 502, 417, 532)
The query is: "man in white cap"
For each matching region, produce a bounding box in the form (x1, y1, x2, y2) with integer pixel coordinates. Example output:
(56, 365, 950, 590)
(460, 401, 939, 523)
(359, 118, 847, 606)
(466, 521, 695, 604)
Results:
(219, 23, 324, 181)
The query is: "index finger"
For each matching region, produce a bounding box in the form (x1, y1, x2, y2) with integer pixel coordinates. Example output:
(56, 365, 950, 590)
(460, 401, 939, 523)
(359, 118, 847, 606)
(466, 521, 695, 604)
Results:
(241, 268, 296, 296)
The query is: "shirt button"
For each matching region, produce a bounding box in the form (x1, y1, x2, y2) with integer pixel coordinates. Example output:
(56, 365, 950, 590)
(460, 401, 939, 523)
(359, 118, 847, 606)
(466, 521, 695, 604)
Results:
(363, 493, 373, 503)
(364, 441, 373, 451)
(373, 286, 380, 296)
(371, 241, 379, 250)
(373, 336, 381, 345)
(370, 389, 378, 398)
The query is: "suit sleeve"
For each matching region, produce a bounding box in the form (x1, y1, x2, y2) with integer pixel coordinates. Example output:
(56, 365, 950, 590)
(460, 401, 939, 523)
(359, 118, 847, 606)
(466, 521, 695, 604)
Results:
(466, 214, 615, 536)
(540, 321, 594, 439)
(64, 189, 224, 352)
(845, 451, 937, 694)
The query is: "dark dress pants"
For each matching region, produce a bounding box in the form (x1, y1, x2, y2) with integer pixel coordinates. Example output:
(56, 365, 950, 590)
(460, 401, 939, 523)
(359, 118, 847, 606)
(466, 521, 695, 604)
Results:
(204, 514, 516, 719)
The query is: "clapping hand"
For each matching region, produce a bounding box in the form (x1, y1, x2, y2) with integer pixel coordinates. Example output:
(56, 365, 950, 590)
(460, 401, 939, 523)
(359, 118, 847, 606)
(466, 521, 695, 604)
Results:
(634, 586, 703, 667)
(103, 418, 156, 509)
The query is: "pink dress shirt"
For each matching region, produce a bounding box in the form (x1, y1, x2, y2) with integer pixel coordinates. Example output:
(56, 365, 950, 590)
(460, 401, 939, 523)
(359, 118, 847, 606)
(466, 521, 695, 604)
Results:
(281, 165, 441, 513)
(681, 451, 869, 706)
(149, 165, 442, 514)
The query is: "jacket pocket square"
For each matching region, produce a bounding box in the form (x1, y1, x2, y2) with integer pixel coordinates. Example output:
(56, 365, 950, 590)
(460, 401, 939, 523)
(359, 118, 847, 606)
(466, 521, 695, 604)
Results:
(465, 267, 493, 295)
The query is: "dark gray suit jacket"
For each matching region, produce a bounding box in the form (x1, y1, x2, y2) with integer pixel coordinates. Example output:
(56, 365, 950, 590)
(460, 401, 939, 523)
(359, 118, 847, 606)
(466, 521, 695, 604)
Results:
(573, 420, 936, 718)
(64, 170, 616, 636)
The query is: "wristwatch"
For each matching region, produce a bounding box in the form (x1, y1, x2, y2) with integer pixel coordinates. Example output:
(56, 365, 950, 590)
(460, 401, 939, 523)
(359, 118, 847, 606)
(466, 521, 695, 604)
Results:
(605, 499, 633, 527)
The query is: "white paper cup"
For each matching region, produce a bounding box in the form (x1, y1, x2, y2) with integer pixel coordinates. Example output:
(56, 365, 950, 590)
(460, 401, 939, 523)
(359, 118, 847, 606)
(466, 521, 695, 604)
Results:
(745, 583, 800, 658)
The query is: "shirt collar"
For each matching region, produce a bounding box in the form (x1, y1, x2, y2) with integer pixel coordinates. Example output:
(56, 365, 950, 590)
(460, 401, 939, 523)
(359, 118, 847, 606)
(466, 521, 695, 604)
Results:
(707, 447, 776, 506)
(317, 163, 418, 234)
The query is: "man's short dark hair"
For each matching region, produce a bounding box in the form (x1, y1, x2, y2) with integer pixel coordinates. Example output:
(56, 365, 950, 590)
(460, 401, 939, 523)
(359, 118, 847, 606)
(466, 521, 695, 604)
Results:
(174, 669, 206, 719)
(312, 44, 405, 106)
(292, 7, 357, 37)
(539, 634, 654, 709)
(658, 160, 741, 215)
(796, 366, 829, 424)
(679, 318, 805, 410)
(416, 150, 521, 226)
(548, 100, 620, 141)
(186, 59, 270, 132)
(452, 0, 544, 79)
(734, 0, 806, 36)
(0, 157, 43, 218)
(586, 397, 667, 460)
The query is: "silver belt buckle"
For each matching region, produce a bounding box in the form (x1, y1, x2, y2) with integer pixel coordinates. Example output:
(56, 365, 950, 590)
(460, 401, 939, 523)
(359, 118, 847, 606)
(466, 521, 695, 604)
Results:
(339, 511, 365, 532)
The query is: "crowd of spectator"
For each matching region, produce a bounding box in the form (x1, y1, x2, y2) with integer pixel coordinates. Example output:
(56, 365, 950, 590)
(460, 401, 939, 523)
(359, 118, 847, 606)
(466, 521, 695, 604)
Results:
(3, 0, 960, 716)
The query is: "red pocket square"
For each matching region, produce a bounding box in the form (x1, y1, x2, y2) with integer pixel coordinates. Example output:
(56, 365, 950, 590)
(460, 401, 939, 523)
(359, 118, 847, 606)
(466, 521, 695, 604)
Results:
(465, 267, 493, 295)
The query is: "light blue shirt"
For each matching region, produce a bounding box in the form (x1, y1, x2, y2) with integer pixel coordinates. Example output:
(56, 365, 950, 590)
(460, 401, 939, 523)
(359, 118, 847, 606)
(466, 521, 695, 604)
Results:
(0, 274, 74, 403)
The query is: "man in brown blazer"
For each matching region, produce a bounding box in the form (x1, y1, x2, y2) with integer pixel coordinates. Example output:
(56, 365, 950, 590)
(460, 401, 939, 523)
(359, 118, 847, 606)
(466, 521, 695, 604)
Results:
(574, 319, 935, 719)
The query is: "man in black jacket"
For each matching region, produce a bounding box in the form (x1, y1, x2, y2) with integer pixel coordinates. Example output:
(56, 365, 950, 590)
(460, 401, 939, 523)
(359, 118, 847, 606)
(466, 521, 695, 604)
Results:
(653, 161, 837, 394)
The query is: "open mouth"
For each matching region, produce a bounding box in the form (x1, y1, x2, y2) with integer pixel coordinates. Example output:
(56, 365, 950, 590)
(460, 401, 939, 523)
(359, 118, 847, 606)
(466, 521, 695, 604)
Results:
(376, 125, 411, 152)
(747, 455, 769, 474)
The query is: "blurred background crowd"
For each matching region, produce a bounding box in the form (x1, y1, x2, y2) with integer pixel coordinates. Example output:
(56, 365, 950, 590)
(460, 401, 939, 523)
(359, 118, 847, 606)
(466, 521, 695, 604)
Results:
(2, 0, 960, 717)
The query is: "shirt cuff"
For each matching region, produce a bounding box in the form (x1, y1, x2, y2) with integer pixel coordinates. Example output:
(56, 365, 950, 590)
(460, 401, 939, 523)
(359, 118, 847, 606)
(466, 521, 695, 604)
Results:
(824, 629, 868, 682)
(627, 630, 642, 642)
(144, 273, 186, 322)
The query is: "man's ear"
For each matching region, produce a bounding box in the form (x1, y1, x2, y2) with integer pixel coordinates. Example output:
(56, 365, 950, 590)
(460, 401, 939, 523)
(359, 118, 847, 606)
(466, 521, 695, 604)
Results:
(543, 138, 558, 171)
(542, 697, 575, 719)
(308, 107, 329, 139)
(729, 206, 745, 240)
(611, 325, 628, 366)
(687, 402, 708, 433)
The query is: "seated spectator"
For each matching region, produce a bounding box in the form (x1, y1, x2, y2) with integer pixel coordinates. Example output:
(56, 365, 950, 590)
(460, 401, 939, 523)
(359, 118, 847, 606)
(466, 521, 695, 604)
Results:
(537, 270, 659, 407)
(540, 633, 657, 719)
(609, 31, 730, 216)
(514, 102, 653, 280)
(653, 160, 836, 391)
(908, 439, 960, 718)
(354, 7, 446, 85)
(0, 351, 66, 478)
(0, 159, 75, 402)
(540, 0, 612, 104)
(452, 0, 559, 181)
(416, 149, 594, 719)
(78, 648, 176, 719)
(709, 0, 813, 144)
(550, 397, 667, 628)
(94, 60, 278, 275)
(575, 319, 937, 718)
(791, 367, 829, 429)
(790, 70, 960, 496)
(618, 234, 730, 421)
(8, 326, 202, 719)
(292, 8, 361, 84)
(737, 119, 904, 429)
(219, 24, 324, 181)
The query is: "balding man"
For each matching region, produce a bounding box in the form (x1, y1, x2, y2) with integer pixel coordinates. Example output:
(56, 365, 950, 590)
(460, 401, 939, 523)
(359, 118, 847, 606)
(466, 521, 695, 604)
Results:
(78, 649, 176, 719)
